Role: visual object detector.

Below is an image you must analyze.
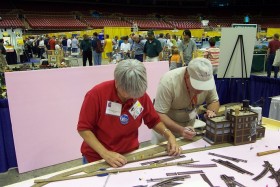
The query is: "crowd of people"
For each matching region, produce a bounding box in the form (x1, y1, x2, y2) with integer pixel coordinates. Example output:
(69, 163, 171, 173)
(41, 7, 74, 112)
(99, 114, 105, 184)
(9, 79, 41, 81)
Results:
(5, 30, 280, 79)
(20, 29, 222, 72)
(23, 35, 79, 60)
(78, 29, 222, 74)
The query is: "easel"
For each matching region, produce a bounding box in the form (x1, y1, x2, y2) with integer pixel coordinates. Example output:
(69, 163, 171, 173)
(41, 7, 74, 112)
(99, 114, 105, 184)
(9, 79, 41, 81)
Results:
(220, 34, 249, 100)
(223, 35, 248, 79)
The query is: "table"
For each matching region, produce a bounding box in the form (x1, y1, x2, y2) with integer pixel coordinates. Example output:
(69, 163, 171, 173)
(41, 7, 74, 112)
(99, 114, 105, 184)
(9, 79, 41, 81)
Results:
(64, 57, 79, 66)
(6, 118, 280, 187)
(269, 96, 280, 121)
(251, 53, 267, 73)
(6, 51, 17, 65)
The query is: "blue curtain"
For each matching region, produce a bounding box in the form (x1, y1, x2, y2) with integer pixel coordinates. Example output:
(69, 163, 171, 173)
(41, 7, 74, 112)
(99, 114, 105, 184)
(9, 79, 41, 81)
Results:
(0, 99, 17, 173)
(215, 76, 250, 105)
(250, 75, 280, 117)
(215, 75, 280, 117)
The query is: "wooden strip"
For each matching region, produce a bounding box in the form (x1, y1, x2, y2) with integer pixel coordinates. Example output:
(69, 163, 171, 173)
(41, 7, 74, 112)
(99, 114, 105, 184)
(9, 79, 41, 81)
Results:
(84, 136, 203, 173)
(34, 159, 196, 183)
(257, 149, 280, 156)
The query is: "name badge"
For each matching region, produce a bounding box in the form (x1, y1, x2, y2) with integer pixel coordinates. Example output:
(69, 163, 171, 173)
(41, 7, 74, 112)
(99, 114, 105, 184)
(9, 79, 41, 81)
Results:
(105, 101, 122, 116)
(188, 109, 197, 120)
(129, 100, 144, 119)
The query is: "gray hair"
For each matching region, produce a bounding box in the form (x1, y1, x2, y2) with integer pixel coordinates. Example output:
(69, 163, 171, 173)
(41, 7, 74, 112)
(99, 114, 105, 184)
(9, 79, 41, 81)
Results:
(114, 59, 147, 98)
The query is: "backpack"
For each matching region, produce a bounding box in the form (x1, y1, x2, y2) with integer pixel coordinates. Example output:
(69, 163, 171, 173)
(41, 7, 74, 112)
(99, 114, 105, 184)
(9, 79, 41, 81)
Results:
(95, 39, 104, 53)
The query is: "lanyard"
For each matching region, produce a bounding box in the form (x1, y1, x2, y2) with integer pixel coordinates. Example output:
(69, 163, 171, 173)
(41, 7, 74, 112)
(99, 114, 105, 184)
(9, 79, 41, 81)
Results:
(185, 80, 197, 109)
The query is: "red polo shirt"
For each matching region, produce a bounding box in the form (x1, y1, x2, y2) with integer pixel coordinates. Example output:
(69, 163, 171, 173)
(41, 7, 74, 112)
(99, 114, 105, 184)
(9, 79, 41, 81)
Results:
(49, 39, 56, 50)
(268, 39, 280, 54)
(77, 80, 160, 162)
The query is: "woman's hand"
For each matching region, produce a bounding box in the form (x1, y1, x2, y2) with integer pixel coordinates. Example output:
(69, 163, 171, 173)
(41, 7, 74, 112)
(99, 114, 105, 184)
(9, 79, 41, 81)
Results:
(100, 150, 127, 168)
(166, 136, 182, 156)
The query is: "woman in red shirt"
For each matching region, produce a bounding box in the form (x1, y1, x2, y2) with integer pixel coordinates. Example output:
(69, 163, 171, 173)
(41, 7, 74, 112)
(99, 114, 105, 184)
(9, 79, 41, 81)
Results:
(77, 59, 181, 167)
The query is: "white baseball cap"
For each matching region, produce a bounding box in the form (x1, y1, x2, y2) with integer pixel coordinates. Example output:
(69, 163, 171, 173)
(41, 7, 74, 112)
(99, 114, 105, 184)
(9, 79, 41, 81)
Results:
(187, 57, 215, 90)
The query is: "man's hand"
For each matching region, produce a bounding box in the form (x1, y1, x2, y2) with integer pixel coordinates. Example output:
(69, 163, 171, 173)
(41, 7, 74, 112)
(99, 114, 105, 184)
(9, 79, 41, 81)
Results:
(181, 127, 196, 140)
(100, 150, 127, 168)
(204, 110, 216, 118)
(166, 136, 182, 156)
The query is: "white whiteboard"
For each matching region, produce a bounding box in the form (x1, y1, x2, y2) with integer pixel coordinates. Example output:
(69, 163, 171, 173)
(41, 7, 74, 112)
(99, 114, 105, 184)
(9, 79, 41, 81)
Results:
(217, 27, 257, 78)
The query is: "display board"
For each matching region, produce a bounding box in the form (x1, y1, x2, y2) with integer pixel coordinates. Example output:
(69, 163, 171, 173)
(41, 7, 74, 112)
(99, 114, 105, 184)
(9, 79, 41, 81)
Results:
(5, 61, 169, 173)
(217, 27, 257, 78)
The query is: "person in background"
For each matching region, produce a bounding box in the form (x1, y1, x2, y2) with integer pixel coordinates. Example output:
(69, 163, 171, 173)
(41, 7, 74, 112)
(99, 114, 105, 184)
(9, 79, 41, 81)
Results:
(131, 34, 146, 62)
(169, 46, 181, 70)
(143, 30, 163, 62)
(157, 33, 166, 49)
(0, 39, 7, 71)
(103, 34, 113, 63)
(61, 37, 68, 54)
(118, 36, 124, 50)
(38, 37, 45, 59)
(80, 34, 93, 66)
(162, 33, 173, 61)
(77, 59, 181, 167)
(204, 37, 220, 74)
(71, 36, 79, 54)
(92, 32, 102, 65)
(176, 35, 182, 47)
(112, 36, 119, 52)
(48, 36, 56, 50)
(44, 35, 50, 51)
(120, 36, 131, 59)
(266, 33, 280, 78)
(34, 36, 40, 58)
(178, 30, 197, 66)
(67, 37, 72, 53)
(128, 33, 134, 46)
(171, 34, 178, 47)
(152, 57, 220, 144)
(55, 40, 61, 50)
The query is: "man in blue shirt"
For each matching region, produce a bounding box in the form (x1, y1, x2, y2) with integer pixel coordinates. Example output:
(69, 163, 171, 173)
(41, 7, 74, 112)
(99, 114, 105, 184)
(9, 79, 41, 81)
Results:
(143, 30, 163, 62)
(131, 34, 146, 62)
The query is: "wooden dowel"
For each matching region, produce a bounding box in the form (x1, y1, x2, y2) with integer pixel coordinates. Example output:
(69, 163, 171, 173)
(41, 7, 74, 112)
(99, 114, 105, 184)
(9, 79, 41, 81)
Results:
(257, 149, 280, 156)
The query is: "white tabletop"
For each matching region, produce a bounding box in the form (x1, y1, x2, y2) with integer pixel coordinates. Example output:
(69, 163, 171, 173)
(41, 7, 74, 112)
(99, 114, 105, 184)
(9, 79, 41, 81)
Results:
(6, 129, 280, 187)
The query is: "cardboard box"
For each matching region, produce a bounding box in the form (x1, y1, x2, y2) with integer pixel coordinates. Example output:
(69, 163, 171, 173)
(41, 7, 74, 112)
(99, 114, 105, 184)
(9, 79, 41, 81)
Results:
(48, 55, 61, 64)
(47, 50, 54, 55)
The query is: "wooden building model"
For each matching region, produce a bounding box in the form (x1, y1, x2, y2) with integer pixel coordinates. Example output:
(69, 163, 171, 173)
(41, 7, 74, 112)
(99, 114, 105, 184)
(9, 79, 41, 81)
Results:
(204, 109, 265, 145)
